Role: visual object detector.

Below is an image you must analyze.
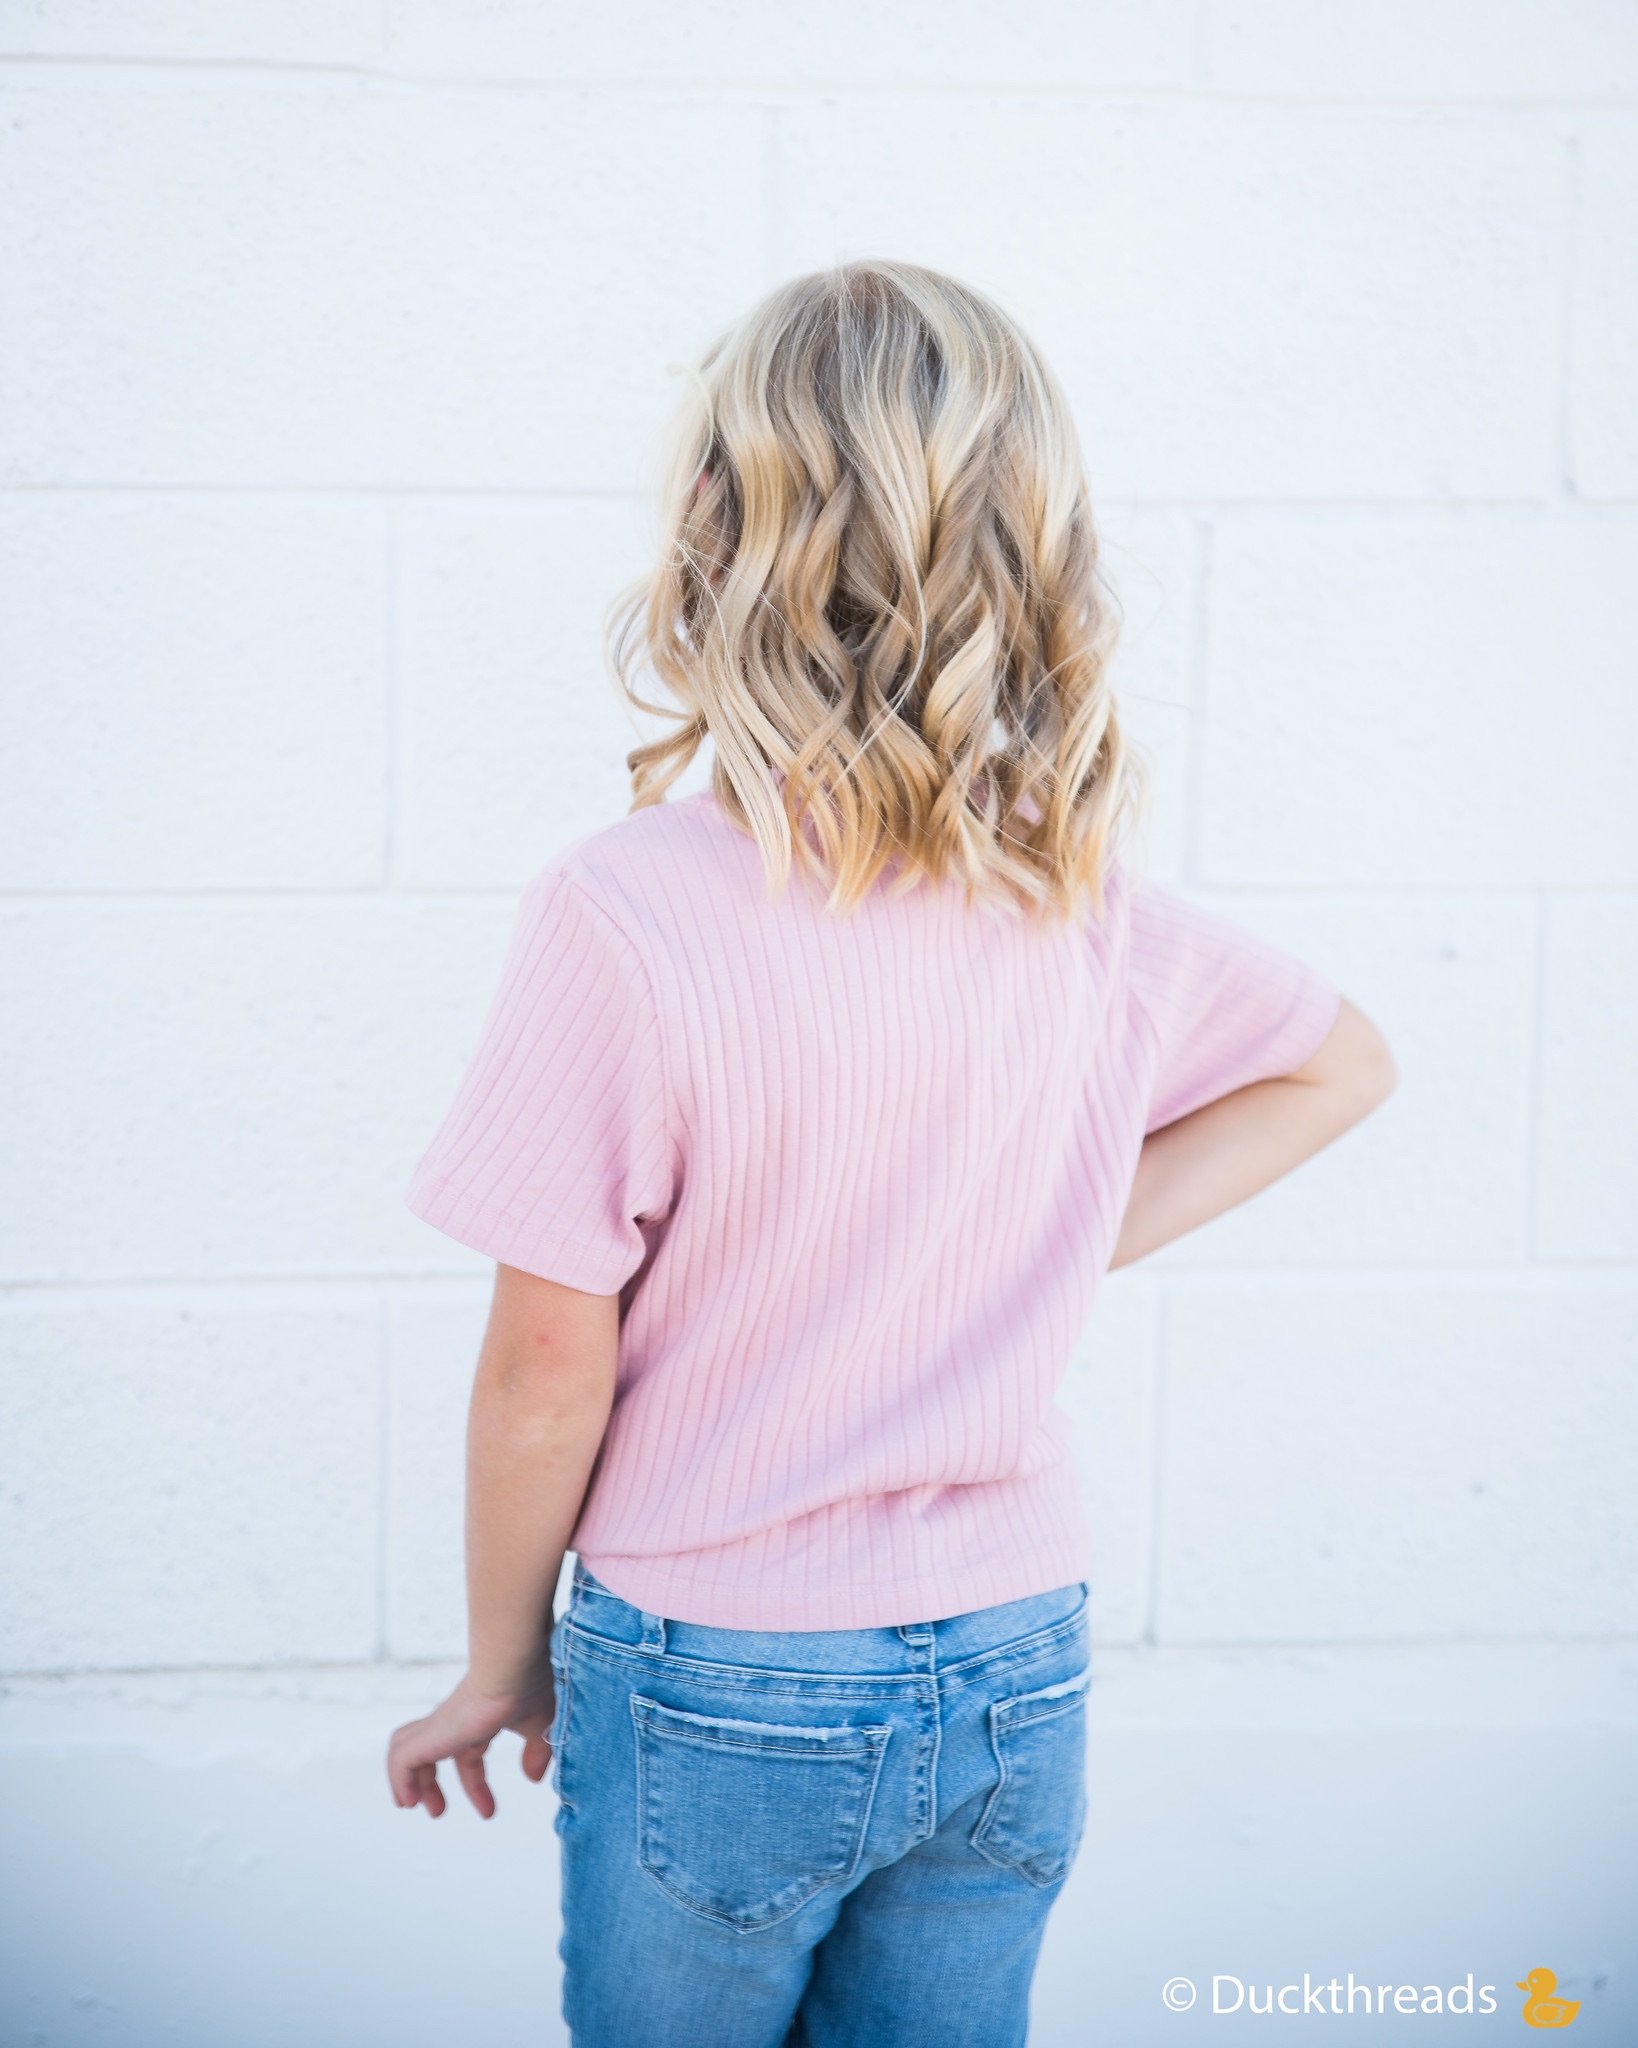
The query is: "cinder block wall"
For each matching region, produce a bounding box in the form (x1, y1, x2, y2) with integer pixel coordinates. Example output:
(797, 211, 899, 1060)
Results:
(3, 6, 1635, 2043)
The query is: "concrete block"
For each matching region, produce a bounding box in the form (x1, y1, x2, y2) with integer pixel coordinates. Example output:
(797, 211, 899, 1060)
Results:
(1569, 118, 1638, 500)
(1204, 0, 1638, 98)
(0, 0, 382, 61)
(779, 102, 1560, 501)
(1536, 894, 1638, 1260)
(1155, 1279, 1638, 1643)
(0, 897, 523, 1282)
(1060, 1270, 1161, 1645)
(1198, 511, 1638, 887)
(394, 499, 650, 887)
(1098, 507, 1195, 886)
(383, 0, 1195, 89)
(0, 1292, 380, 1671)
(1144, 892, 1535, 1268)
(0, 81, 769, 487)
(0, 495, 389, 888)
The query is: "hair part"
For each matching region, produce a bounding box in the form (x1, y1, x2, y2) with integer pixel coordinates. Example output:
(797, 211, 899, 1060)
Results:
(606, 259, 1147, 920)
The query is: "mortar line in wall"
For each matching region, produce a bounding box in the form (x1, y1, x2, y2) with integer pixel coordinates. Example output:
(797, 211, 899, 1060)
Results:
(0, 483, 647, 502)
(375, 1292, 391, 1663)
(1116, 1261, 1638, 1284)
(1178, 881, 1638, 897)
(0, 1273, 496, 1301)
(0, 53, 381, 81)
(7, 483, 1620, 513)
(381, 499, 400, 889)
(1085, 1630, 1638, 1651)
(2, 57, 1637, 114)
(1553, 131, 1583, 500)
(1188, 0, 1211, 89)
(1142, 1285, 1170, 1647)
(1523, 896, 1552, 1263)
(0, 885, 521, 903)
(759, 102, 784, 284)
(1179, 516, 1213, 889)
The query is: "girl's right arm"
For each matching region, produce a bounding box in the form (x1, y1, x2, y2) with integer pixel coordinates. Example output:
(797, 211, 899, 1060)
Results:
(1109, 997, 1396, 1270)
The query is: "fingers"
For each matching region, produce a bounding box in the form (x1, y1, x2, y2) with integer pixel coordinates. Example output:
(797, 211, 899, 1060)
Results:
(387, 1705, 546, 1821)
(517, 1715, 552, 1784)
(411, 1761, 447, 1818)
(389, 1752, 445, 1817)
(386, 1725, 423, 1810)
(387, 1721, 448, 1818)
(455, 1744, 496, 1821)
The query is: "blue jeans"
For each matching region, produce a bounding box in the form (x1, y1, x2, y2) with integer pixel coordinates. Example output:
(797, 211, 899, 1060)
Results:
(547, 1559, 1092, 2047)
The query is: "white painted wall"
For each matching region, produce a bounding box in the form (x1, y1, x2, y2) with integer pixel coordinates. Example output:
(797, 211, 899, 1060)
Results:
(2, 4, 1635, 2041)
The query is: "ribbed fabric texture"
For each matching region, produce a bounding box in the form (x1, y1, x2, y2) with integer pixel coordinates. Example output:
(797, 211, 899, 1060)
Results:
(405, 791, 1341, 1629)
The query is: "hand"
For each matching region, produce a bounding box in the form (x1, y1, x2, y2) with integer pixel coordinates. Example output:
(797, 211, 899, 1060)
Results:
(386, 1662, 556, 1820)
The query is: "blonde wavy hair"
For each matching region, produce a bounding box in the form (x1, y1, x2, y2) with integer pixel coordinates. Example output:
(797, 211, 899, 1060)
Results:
(608, 260, 1146, 919)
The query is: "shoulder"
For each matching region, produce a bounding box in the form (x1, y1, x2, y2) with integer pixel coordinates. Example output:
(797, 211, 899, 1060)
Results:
(537, 793, 720, 890)
(1100, 864, 1227, 1031)
(1117, 867, 1234, 963)
(1115, 861, 1185, 930)
(524, 792, 728, 939)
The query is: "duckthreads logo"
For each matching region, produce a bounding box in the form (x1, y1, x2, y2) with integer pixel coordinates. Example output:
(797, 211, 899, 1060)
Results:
(1516, 1969, 1580, 2029)
(1159, 1974, 1502, 2018)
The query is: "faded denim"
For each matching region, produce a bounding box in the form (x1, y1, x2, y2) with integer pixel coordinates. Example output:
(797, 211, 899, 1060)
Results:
(548, 1558, 1092, 2047)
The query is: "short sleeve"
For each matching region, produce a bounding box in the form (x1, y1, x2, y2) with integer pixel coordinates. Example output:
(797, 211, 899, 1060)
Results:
(404, 868, 674, 1293)
(1126, 882, 1342, 1135)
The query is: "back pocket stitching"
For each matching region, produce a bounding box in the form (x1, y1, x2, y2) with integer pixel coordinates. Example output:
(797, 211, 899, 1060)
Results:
(970, 1668, 1090, 1888)
(548, 1628, 577, 1816)
(630, 1694, 892, 1931)
(995, 1671, 1090, 1732)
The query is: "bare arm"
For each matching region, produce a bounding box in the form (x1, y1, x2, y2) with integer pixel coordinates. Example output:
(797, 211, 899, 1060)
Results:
(386, 1264, 617, 1819)
(1109, 996, 1396, 1270)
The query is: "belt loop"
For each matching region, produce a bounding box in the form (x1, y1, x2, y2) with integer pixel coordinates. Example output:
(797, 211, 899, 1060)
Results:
(638, 1608, 668, 1653)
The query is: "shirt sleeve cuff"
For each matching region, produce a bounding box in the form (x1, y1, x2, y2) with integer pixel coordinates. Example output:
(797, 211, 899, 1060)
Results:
(1276, 972, 1344, 1077)
(404, 1164, 633, 1295)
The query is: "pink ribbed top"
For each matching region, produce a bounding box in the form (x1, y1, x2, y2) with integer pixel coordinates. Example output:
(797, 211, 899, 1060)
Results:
(405, 790, 1340, 1628)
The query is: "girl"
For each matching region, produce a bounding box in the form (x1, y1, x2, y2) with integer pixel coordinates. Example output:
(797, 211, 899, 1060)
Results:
(386, 261, 1395, 2047)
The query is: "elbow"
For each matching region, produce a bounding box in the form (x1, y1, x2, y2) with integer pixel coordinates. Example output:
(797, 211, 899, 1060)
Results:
(479, 1335, 615, 1411)
(1340, 1011, 1399, 1121)
(1361, 1037, 1399, 1113)
(1293, 996, 1398, 1126)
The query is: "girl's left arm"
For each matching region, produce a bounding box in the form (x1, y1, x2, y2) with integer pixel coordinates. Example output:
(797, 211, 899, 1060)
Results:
(385, 1263, 618, 1820)
(1109, 995, 1395, 1271)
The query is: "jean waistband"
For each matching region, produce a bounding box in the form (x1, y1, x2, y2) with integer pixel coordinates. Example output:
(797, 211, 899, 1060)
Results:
(566, 1557, 1089, 1675)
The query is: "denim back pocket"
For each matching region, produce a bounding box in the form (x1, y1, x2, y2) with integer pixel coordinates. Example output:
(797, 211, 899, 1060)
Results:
(546, 1628, 574, 1817)
(969, 1666, 1091, 1888)
(630, 1694, 891, 1931)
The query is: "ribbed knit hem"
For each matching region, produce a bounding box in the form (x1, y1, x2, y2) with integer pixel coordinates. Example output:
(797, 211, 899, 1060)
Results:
(575, 1529, 1097, 1632)
(404, 1162, 631, 1295)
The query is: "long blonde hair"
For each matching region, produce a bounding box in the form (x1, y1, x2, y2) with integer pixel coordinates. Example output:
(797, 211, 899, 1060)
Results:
(608, 260, 1145, 919)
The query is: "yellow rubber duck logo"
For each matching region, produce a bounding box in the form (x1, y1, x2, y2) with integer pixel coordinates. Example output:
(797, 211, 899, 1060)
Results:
(1516, 1968, 1580, 2029)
